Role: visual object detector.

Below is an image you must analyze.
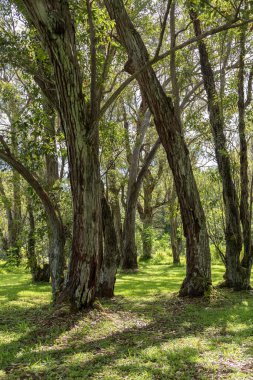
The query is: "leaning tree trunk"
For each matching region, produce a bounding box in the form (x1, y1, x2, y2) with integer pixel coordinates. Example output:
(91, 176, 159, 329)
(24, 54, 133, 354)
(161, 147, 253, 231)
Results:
(19, 0, 101, 309)
(104, 0, 211, 296)
(97, 194, 119, 298)
(190, 10, 244, 289)
(0, 145, 65, 302)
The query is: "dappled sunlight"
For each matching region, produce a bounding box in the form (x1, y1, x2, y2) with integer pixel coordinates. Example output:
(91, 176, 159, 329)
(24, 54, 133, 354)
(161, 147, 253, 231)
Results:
(0, 263, 253, 379)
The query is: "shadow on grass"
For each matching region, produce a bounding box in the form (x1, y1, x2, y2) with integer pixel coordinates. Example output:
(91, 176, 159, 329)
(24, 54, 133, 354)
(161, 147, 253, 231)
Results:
(1, 292, 253, 379)
(0, 262, 252, 379)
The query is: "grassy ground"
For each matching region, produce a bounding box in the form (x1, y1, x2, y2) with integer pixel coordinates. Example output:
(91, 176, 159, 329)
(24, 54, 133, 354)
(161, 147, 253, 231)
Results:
(0, 260, 253, 379)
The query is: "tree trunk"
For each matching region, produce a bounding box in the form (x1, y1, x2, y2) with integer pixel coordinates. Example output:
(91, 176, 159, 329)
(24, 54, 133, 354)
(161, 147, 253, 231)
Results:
(19, 1, 101, 308)
(0, 146, 65, 302)
(0, 228, 8, 252)
(122, 192, 138, 270)
(108, 166, 123, 257)
(43, 105, 66, 290)
(121, 104, 150, 269)
(27, 199, 50, 282)
(111, 195, 123, 258)
(122, 140, 160, 269)
(0, 176, 21, 264)
(27, 199, 37, 279)
(170, 215, 182, 265)
(236, 26, 252, 288)
(142, 218, 153, 260)
(11, 171, 22, 265)
(104, 0, 211, 296)
(97, 194, 119, 298)
(169, 183, 182, 265)
(139, 170, 154, 260)
(190, 10, 245, 289)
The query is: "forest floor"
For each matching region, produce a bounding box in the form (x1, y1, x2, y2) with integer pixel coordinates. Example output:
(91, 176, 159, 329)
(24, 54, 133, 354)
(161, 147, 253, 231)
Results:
(0, 260, 253, 380)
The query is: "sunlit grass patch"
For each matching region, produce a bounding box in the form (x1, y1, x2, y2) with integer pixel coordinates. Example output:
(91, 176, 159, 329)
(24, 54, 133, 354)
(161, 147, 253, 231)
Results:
(0, 260, 253, 379)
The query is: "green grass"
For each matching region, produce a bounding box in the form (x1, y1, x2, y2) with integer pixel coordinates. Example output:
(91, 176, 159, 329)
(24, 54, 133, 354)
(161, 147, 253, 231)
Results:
(0, 259, 253, 379)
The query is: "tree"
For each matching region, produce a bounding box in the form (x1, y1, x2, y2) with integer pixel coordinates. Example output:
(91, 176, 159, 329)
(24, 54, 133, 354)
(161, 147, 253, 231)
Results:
(190, 3, 253, 289)
(104, 0, 211, 296)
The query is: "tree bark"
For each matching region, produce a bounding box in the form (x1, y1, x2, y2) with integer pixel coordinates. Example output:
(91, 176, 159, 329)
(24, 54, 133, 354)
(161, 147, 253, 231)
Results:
(104, 0, 211, 296)
(190, 10, 247, 289)
(18, 0, 101, 308)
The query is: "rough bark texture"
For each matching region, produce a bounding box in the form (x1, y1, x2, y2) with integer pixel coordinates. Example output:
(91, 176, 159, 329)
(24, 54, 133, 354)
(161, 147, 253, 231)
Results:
(97, 194, 119, 298)
(190, 10, 249, 289)
(19, 0, 101, 308)
(104, 0, 211, 296)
